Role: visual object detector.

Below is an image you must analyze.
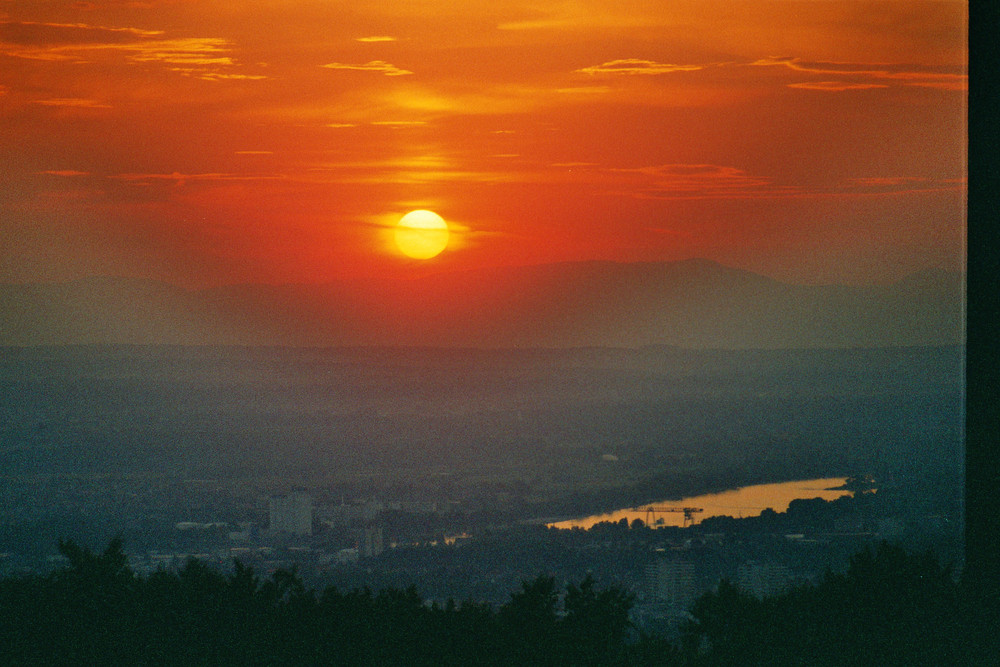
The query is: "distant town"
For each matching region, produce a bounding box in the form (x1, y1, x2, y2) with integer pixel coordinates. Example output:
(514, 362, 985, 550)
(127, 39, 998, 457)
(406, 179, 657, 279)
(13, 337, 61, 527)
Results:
(0, 343, 964, 639)
(0, 466, 962, 639)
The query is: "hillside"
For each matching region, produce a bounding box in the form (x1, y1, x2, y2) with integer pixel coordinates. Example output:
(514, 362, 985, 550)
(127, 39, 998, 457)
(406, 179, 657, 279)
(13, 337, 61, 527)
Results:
(0, 259, 964, 348)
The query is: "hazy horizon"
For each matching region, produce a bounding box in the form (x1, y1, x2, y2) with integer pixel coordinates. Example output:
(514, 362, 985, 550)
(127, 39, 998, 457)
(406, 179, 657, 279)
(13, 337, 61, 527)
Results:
(0, 258, 964, 349)
(0, 256, 967, 291)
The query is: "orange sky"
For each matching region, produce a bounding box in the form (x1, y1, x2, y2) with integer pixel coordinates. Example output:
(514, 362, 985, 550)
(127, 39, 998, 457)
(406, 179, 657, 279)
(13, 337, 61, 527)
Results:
(0, 1, 966, 288)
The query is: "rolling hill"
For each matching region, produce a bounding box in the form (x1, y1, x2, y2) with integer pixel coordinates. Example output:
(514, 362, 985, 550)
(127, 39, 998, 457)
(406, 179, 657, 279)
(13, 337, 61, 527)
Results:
(0, 259, 964, 349)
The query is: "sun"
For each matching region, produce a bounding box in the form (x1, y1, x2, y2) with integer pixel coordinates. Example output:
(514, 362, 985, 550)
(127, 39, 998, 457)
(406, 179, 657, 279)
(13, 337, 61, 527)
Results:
(394, 210, 450, 259)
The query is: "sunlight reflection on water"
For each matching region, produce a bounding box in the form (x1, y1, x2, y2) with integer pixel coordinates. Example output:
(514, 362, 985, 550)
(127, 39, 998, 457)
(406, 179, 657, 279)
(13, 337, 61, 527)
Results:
(548, 477, 852, 530)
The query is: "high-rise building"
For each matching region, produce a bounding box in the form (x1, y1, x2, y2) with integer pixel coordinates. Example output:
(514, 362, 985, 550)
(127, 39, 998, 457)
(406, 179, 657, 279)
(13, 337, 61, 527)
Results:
(736, 561, 793, 598)
(269, 492, 312, 536)
(646, 558, 697, 609)
(361, 522, 384, 558)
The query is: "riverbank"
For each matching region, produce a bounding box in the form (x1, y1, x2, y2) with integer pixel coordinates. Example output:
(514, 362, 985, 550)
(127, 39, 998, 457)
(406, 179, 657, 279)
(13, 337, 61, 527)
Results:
(547, 477, 852, 530)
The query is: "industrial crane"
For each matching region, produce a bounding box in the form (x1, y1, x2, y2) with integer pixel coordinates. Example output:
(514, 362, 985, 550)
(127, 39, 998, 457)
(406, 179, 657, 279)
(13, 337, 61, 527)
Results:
(642, 506, 704, 528)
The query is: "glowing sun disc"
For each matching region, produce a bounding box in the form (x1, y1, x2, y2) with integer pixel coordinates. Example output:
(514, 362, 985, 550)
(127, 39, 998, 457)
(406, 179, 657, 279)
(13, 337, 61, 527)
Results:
(394, 210, 449, 259)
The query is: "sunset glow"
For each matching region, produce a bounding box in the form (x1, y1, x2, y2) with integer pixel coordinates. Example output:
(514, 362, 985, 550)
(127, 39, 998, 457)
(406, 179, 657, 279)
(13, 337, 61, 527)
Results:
(394, 210, 449, 259)
(0, 1, 966, 288)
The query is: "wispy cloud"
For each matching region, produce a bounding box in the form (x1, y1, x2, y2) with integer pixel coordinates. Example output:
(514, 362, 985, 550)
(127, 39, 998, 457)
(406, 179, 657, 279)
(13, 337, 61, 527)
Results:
(31, 97, 112, 108)
(189, 72, 268, 81)
(370, 120, 426, 126)
(498, 17, 579, 31)
(125, 37, 235, 66)
(0, 45, 86, 61)
(788, 81, 888, 92)
(300, 155, 576, 188)
(852, 177, 926, 187)
(115, 172, 284, 186)
(497, 6, 664, 32)
(608, 164, 965, 201)
(0, 21, 265, 81)
(577, 59, 703, 75)
(355, 36, 396, 43)
(752, 57, 967, 91)
(321, 60, 412, 76)
(37, 170, 91, 177)
(0, 19, 163, 44)
(556, 86, 610, 94)
(611, 163, 798, 200)
(845, 176, 963, 196)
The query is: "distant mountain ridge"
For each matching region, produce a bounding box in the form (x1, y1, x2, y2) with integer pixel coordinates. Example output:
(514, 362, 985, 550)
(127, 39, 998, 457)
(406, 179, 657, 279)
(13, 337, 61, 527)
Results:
(0, 259, 964, 349)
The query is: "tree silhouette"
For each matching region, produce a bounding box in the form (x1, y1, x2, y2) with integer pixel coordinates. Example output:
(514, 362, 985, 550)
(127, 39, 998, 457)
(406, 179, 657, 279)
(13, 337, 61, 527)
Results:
(562, 573, 634, 664)
(0, 537, 983, 665)
(683, 541, 971, 666)
(498, 574, 560, 664)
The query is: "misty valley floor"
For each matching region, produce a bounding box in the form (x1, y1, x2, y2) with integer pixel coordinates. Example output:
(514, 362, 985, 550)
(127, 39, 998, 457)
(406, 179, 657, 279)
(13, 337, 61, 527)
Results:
(0, 344, 964, 608)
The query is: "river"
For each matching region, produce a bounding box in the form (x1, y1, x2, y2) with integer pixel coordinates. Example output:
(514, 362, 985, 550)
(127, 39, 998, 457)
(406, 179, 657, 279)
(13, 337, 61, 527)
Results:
(547, 477, 852, 530)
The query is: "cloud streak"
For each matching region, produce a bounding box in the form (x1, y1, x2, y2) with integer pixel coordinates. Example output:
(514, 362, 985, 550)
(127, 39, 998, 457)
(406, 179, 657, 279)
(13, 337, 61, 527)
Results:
(31, 97, 112, 108)
(788, 81, 888, 92)
(124, 37, 234, 66)
(577, 59, 703, 75)
(556, 86, 610, 94)
(0, 20, 163, 45)
(610, 164, 794, 200)
(370, 120, 426, 126)
(114, 172, 285, 186)
(37, 170, 91, 177)
(321, 60, 412, 76)
(0, 21, 263, 81)
(496, 5, 668, 32)
(605, 165, 964, 201)
(752, 57, 967, 91)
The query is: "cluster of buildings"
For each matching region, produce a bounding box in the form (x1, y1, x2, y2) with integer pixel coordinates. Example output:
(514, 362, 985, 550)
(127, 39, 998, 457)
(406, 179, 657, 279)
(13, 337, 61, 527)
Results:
(6, 480, 945, 642)
(644, 554, 794, 608)
(268, 493, 313, 536)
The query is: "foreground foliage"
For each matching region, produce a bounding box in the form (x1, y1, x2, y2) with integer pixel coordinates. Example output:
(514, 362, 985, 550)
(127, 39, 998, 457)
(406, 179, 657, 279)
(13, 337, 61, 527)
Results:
(682, 542, 988, 666)
(0, 540, 990, 665)
(0, 538, 638, 666)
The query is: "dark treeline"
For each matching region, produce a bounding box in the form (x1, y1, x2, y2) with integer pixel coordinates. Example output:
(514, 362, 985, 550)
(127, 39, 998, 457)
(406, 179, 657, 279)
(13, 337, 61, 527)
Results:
(0, 538, 639, 666)
(0, 540, 992, 665)
(685, 542, 991, 666)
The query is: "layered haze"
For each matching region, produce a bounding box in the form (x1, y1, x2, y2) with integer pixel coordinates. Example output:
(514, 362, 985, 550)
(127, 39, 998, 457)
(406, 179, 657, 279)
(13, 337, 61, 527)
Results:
(1, 259, 963, 349)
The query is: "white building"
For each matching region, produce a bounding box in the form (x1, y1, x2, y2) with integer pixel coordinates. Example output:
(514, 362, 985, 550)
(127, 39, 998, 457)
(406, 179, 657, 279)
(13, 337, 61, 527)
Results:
(269, 492, 313, 536)
(736, 561, 793, 598)
(361, 523, 384, 558)
(646, 558, 697, 609)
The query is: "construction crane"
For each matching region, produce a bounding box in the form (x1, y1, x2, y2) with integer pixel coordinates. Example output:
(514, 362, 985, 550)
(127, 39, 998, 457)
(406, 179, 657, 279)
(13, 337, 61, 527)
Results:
(642, 506, 704, 528)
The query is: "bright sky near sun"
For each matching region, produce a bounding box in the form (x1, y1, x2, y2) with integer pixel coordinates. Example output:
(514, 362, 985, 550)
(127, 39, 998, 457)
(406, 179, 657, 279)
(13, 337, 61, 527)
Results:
(0, 1, 966, 288)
